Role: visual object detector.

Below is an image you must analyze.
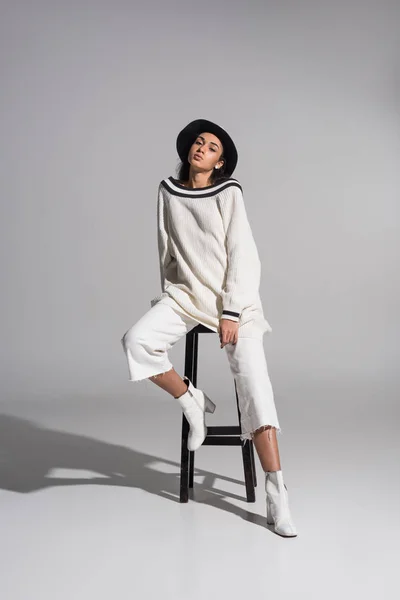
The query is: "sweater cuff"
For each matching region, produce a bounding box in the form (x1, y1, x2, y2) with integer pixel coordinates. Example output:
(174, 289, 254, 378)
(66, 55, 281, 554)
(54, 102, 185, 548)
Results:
(221, 309, 240, 323)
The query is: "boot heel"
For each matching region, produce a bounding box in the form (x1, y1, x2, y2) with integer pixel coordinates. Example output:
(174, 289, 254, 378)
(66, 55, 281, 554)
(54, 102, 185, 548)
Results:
(204, 395, 216, 414)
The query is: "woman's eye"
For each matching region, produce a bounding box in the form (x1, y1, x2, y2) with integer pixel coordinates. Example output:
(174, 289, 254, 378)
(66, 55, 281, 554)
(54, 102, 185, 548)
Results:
(195, 140, 215, 151)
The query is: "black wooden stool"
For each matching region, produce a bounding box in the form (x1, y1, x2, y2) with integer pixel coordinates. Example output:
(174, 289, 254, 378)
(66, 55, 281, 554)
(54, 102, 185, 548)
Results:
(179, 323, 257, 503)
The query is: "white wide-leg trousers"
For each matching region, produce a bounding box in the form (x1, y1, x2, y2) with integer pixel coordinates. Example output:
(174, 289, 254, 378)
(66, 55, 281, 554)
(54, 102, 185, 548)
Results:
(121, 301, 281, 442)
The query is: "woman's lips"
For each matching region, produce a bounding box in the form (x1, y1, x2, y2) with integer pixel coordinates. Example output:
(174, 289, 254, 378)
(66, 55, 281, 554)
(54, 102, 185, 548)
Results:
(194, 154, 203, 159)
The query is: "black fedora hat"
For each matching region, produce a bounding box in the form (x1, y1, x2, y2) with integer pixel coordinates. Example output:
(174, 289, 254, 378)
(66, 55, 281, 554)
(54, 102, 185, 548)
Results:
(176, 118, 238, 177)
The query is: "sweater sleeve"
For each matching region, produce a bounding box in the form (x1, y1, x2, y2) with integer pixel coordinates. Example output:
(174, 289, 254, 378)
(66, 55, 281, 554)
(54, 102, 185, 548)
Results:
(218, 184, 262, 322)
(156, 184, 174, 294)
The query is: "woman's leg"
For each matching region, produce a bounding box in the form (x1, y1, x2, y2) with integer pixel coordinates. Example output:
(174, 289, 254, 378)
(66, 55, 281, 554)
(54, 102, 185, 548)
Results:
(121, 301, 195, 383)
(224, 337, 282, 453)
(224, 337, 282, 469)
(224, 336, 297, 536)
(121, 301, 212, 450)
(252, 426, 281, 472)
(149, 368, 188, 398)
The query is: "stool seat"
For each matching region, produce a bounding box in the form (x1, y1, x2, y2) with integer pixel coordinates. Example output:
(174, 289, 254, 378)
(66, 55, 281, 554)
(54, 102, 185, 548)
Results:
(180, 324, 257, 503)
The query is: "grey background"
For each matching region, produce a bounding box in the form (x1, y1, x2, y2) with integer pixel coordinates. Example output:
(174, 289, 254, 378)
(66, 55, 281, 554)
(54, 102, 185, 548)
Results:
(1, 1, 399, 407)
(0, 2, 399, 598)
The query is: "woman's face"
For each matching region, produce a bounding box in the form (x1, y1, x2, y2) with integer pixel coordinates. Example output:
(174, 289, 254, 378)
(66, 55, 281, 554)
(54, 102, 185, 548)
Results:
(187, 132, 224, 173)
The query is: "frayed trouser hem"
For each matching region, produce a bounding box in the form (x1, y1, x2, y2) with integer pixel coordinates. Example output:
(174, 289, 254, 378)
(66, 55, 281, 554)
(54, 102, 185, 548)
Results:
(127, 368, 174, 384)
(240, 424, 282, 444)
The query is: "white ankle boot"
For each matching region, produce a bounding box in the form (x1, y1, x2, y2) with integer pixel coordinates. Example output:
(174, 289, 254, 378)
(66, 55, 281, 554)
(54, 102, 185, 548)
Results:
(174, 377, 216, 451)
(265, 470, 298, 537)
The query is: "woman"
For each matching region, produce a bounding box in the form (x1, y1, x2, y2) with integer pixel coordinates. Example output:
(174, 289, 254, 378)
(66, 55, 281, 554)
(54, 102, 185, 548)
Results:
(121, 118, 298, 537)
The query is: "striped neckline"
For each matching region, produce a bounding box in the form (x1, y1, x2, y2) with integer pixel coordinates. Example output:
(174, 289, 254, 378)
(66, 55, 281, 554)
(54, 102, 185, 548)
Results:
(163, 176, 242, 198)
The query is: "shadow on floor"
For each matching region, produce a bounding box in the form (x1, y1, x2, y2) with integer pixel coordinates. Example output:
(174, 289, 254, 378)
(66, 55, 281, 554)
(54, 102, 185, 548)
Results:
(0, 413, 267, 529)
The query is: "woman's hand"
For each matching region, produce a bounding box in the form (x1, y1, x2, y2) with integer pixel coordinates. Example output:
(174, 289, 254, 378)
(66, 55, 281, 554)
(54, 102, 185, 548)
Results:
(218, 318, 239, 348)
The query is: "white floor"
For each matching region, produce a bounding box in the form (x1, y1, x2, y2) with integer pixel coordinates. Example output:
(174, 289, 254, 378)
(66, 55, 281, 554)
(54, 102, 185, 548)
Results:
(0, 384, 398, 600)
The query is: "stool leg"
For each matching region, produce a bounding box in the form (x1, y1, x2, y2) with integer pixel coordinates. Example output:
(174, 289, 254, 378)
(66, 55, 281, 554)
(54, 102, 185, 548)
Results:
(180, 328, 198, 502)
(241, 439, 256, 502)
(249, 440, 257, 487)
(189, 450, 195, 488)
(187, 330, 197, 490)
(180, 413, 190, 503)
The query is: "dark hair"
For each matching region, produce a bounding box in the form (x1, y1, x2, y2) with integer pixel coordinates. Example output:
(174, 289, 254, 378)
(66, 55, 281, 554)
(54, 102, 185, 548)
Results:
(176, 141, 229, 186)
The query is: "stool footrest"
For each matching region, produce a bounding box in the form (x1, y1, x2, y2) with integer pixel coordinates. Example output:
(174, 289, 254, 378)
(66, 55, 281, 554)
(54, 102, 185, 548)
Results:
(206, 425, 241, 436)
(203, 436, 243, 446)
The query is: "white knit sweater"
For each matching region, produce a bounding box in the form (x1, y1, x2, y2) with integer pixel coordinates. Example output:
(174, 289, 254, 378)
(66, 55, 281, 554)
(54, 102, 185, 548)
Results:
(150, 176, 272, 339)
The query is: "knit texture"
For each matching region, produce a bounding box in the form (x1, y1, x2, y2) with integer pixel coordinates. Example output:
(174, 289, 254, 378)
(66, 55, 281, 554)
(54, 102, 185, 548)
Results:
(150, 176, 272, 339)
